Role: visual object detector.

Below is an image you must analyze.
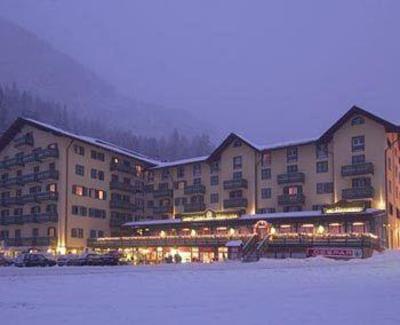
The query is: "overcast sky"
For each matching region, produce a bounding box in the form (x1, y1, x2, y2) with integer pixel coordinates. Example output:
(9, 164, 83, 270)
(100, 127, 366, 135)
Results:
(0, 0, 399, 144)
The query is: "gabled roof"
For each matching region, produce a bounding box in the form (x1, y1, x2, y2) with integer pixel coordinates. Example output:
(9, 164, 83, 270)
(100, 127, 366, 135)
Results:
(0, 117, 160, 166)
(152, 155, 209, 169)
(320, 105, 400, 142)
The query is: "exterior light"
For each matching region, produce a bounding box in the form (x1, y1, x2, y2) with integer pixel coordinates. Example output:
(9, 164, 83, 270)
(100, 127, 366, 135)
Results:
(317, 225, 325, 234)
(270, 227, 276, 235)
(56, 245, 66, 255)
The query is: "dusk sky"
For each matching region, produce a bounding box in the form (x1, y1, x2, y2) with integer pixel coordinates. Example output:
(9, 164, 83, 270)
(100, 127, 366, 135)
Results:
(1, 0, 399, 143)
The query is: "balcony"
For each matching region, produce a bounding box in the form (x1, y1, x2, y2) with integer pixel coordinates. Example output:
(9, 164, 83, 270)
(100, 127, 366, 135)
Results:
(14, 134, 34, 148)
(341, 162, 374, 177)
(0, 212, 58, 226)
(19, 191, 59, 205)
(3, 237, 57, 247)
(184, 184, 206, 195)
(110, 216, 134, 227)
(110, 180, 141, 193)
(183, 202, 206, 213)
(153, 205, 173, 215)
(277, 172, 305, 185)
(223, 198, 248, 209)
(110, 200, 137, 211)
(278, 193, 306, 206)
(110, 162, 137, 175)
(0, 170, 59, 189)
(342, 186, 375, 200)
(223, 179, 248, 190)
(153, 188, 173, 198)
(0, 197, 22, 207)
(0, 148, 59, 170)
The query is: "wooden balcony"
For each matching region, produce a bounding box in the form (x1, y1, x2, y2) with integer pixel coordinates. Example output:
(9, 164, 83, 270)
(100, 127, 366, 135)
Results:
(223, 179, 248, 190)
(14, 134, 34, 148)
(0, 148, 59, 170)
(110, 200, 137, 211)
(184, 184, 206, 195)
(341, 162, 374, 177)
(0, 212, 58, 226)
(110, 162, 137, 175)
(183, 202, 206, 213)
(153, 188, 173, 198)
(110, 180, 141, 193)
(153, 205, 173, 215)
(277, 172, 305, 185)
(3, 237, 57, 247)
(342, 186, 374, 200)
(20, 191, 59, 204)
(278, 193, 306, 206)
(223, 198, 248, 209)
(0, 170, 59, 189)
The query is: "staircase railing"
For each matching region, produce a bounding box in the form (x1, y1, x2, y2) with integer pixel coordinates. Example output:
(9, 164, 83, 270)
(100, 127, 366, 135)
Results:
(241, 234, 260, 262)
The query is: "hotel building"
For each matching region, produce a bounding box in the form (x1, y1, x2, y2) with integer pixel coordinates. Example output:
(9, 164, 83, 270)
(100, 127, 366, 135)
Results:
(0, 106, 399, 260)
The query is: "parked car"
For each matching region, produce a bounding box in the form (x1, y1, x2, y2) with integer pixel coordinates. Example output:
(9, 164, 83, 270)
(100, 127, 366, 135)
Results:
(14, 253, 57, 267)
(0, 255, 13, 266)
(76, 253, 103, 266)
(101, 253, 119, 266)
(57, 254, 79, 266)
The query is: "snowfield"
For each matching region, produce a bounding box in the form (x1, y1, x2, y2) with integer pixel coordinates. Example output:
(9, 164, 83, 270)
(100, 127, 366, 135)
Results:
(1, 252, 400, 325)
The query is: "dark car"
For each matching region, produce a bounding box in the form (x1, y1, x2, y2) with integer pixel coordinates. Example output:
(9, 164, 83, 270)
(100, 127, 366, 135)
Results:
(0, 255, 13, 267)
(101, 253, 119, 266)
(76, 253, 103, 266)
(57, 254, 79, 266)
(14, 253, 57, 267)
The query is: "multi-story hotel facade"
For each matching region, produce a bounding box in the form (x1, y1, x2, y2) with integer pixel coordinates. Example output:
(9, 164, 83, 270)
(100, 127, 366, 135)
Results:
(0, 106, 399, 259)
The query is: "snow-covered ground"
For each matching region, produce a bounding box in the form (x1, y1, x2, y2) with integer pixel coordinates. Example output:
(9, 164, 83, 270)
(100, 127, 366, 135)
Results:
(1, 252, 400, 325)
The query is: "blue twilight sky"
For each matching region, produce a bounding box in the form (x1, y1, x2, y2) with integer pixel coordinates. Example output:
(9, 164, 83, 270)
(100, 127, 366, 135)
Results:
(0, 0, 399, 143)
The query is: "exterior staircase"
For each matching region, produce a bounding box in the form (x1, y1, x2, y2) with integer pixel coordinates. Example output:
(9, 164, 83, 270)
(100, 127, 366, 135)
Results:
(241, 234, 260, 262)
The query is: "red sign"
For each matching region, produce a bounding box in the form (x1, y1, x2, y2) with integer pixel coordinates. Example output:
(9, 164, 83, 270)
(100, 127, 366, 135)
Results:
(307, 247, 363, 259)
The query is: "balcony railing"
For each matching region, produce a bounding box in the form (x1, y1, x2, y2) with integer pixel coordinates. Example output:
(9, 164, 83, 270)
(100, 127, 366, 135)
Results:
(342, 186, 375, 200)
(223, 198, 248, 209)
(110, 216, 134, 227)
(341, 162, 374, 177)
(110, 162, 137, 175)
(278, 193, 306, 206)
(223, 179, 248, 190)
(153, 205, 173, 215)
(0, 212, 58, 226)
(277, 172, 305, 184)
(183, 202, 206, 213)
(153, 188, 173, 198)
(0, 170, 59, 189)
(3, 237, 57, 247)
(184, 184, 206, 195)
(0, 197, 23, 206)
(87, 234, 252, 249)
(110, 180, 141, 193)
(110, 200, 137, 211)
(14, 134, 34, 148)
(1, 192, 59, 206)
(0, 148, 59, 170)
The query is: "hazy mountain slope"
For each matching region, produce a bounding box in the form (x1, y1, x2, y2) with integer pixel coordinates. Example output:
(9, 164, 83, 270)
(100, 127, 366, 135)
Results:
(0, 17, 210, 137)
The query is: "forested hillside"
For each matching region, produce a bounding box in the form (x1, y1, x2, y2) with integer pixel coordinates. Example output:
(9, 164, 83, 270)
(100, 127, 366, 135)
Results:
(0, 83, 213, 161)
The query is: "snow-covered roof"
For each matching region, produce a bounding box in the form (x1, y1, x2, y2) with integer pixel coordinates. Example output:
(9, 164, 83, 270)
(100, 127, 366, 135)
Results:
(23, 118, 160, 165)
(256, 137, 318, 151)
(152, 155, 209, 169)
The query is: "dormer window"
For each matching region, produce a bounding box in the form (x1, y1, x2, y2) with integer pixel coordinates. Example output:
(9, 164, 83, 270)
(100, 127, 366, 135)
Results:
(351, 116, 365, 126)
(233, 139, 242, 147)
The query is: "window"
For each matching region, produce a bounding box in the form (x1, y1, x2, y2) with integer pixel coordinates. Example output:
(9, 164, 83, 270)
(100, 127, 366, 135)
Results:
(233, 156, 242, 169)
(261, 168, 271, 180)
(210, 176, 219, 186)
(147, 200, 154, 208)
(396, 208, 400, 219)
(73, 145, 85, 156)
(316, 182, 333, 194)
(72, 185, 87, 196)
(210, 193, 219, 203)
(352, 136, 365, 152)
(193, 178, 202, 185)
(233, 171, 242, 180)
(351, 116, 365, 126)
(75, 164, 85, 176)
(94, 190, 106, 200)
(229, 190, 242, 198)
(31, 206, 41, 214)
(32, 228, 39, 237)
(261, 152, 272, 166)
(30, 186, 41, 194)
(147, 171, 154, 182)
(352, 155, 365, 164)
(287, 147, 298, 163)
(90, 150, 105, 161)
(49, 162, 56, 170)
(71, 228, 84, 238)
(389, 203, 393, 215)
(285, 186, 302, 195)
(90, 169, 105, 180)
(90, 230, 97, 239)
(210, 161, 220, 174)
(287, 165, 298, 173)
(316, 143, 328, 160)
(316, 161, 328, 173)
(47, 183, 57, 193)
(177, 166, 185, 178)
(161, 169, 170, 180)
(233, 139, 242, 147)
(261, 188, 272, 199)
(193, 164, 201, 176)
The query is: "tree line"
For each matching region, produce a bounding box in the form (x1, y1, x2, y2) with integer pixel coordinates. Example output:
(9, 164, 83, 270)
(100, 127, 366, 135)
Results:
(0, 83, 214, 161)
